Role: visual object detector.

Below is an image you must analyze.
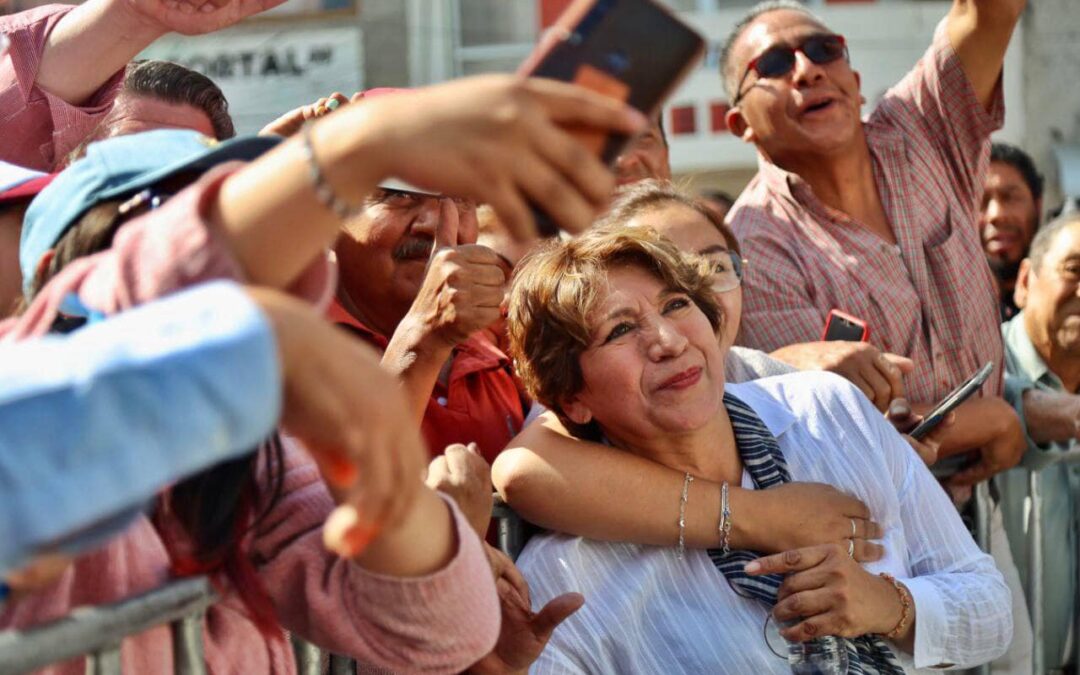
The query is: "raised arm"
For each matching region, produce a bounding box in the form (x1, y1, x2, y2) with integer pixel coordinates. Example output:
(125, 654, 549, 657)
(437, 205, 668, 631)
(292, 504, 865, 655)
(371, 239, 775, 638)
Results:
(493, 411, 883, 557)
(946, 0, 1026, 110)
(35, 0, 288, 105)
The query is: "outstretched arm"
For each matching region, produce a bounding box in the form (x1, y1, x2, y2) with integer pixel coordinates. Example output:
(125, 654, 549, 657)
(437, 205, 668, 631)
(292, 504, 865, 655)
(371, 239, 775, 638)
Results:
(946, 0, 1025, 109)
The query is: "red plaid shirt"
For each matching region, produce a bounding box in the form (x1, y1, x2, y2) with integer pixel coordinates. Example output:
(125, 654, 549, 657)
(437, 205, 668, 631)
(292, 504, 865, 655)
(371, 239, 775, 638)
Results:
(0, 4, 123, 170)
(730, 27, 1004, 404)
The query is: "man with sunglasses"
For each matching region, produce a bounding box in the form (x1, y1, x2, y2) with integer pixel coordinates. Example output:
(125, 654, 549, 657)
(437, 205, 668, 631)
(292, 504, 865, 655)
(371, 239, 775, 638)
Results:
(722, 0, 1031, 671)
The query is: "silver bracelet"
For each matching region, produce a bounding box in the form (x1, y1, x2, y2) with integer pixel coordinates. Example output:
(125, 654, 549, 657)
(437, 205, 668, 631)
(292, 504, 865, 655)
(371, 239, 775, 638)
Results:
(300, 122, 364, 220)
(677, 472, 694, 560)
(718, 481, 732, 556)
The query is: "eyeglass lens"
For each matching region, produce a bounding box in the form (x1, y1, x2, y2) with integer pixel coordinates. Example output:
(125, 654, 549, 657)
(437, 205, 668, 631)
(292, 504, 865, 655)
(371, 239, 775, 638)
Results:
(755, 34, 846, 78)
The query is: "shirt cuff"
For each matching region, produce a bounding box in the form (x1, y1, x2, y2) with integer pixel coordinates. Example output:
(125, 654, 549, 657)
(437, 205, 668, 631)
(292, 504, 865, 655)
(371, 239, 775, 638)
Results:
(901, 575, 952, 669)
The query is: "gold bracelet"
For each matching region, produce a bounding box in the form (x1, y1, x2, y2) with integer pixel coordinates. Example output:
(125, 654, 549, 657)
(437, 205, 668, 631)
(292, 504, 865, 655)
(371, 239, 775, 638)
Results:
(878, 572, 912, 639)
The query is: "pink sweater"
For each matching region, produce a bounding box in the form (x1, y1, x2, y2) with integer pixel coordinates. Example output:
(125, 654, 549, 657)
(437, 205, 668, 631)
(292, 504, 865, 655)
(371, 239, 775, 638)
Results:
(0, 165, 502, 673)
(0, 4, 123, 171)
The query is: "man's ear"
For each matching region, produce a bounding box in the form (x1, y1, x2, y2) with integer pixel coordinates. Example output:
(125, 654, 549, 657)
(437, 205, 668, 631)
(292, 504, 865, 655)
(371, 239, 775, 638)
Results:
(725, 107, 754, 143)
(32, 248, 55, 290)
(1015, 258, 1032, 310)
(559, 393, 594, 427)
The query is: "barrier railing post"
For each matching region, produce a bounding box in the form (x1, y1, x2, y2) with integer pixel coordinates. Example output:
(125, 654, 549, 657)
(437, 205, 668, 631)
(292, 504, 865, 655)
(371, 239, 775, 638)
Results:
(974, 482, 993, 675)
(328, 653, 357, 675)
(171, 612, 207, 675)
(493, 495, 526, 561)
(86, 643, 121, 675)
(291, 635, 322, 675)
(1028, 469, 1045, 675)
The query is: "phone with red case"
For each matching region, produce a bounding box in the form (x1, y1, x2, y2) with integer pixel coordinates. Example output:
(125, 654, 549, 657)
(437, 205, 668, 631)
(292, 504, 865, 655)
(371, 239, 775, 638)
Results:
(518, 0, 705, 234)
(821, 309, 870, 342)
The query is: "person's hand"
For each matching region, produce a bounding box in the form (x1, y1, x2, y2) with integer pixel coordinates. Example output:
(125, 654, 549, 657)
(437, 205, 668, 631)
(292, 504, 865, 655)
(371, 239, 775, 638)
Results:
(886, 398, 954, 466)
(734, 483, 883, 562)
(125, 0, 289, 36)
(246, 288, 428, 552)
(468, 544, 585, 675)
(770, 342, 913, 412)
(427, 443, 494, 536)
(3, 554, 73, 601)
(947, 398, 1025, 487)
(747, 544, 911, 643)
(404, 201, 509, 350)
(260, 93, 349, 138)
(340, 75, 647, 240)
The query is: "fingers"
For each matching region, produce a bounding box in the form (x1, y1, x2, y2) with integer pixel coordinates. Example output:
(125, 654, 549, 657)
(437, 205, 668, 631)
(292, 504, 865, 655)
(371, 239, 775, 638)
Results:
(496, 550, 532, 607)
(528, 117, 616, 209)
(949, 459, 994, 487)
(433, 199, 460, 252)
(873, 353, 907, 403)
(773, 587, 835, 623)
(524, 78, 647, 136)
(852, 538, 885, 563)
(859, 363, 893, 411)
(745, 545, 833, 576)
(531, 592, 586, 641)
(850, 517, 883, 541)
(457, 200, 480, 246)
(512, 151, 599, 237)
(904, 434, 939, 466)
(882, 353, 915, 374)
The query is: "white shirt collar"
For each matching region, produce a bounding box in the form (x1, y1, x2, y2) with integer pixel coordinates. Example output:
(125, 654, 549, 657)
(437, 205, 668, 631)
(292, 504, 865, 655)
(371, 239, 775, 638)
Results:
(725, 380, 797, 438)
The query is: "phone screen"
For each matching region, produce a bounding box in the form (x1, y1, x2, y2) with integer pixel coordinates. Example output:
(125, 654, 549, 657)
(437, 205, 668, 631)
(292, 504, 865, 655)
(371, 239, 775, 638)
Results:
(910, 361, 995, 440)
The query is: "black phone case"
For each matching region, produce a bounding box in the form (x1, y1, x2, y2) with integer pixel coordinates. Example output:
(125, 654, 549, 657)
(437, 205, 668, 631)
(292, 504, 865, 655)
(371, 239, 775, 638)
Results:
(520, 0, 705, 235)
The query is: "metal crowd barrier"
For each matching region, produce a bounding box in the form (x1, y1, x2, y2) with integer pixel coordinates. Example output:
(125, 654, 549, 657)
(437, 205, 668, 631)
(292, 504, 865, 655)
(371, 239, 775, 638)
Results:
(1024, 448, 1080, 675)
(7, 481, 1072, 674)
(0, 496, 526, 675)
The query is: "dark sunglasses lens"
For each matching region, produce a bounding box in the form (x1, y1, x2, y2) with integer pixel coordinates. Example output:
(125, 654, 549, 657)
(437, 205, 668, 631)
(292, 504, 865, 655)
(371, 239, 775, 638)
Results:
(755, 47, 796, 78)
(804, 35, 845, 64)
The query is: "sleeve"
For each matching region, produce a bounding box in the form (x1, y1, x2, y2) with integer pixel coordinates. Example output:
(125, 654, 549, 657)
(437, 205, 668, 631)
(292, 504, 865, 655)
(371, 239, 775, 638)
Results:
(2, 162, 336, 342)
(865, 391, 1013, 669)
(731, 210, 826, 353)
(874, 22, 1004, 208)
(249, 439, 500, 674)
(0, 281, 281, 573)
(0, 4, 124, 170)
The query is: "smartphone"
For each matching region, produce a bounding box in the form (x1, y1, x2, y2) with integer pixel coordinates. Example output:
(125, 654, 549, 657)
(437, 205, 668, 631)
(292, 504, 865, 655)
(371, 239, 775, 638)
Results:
(910, 361, 995, 440)
(518, 0, 706, 235)
(821, 309, 870, 342)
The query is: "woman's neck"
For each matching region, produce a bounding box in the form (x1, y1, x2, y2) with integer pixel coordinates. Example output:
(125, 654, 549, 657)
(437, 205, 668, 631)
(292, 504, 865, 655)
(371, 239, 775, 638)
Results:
(607, 408, 744, 485)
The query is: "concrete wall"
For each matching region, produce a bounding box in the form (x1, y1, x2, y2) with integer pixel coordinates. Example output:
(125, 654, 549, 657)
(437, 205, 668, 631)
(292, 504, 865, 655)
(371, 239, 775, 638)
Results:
(1019, 0, 1080, 211)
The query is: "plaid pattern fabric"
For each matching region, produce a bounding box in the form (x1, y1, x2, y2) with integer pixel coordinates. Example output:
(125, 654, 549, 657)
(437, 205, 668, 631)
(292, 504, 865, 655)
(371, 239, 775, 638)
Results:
(730, 26, 1004, 404)
(712, 392, 905, 675)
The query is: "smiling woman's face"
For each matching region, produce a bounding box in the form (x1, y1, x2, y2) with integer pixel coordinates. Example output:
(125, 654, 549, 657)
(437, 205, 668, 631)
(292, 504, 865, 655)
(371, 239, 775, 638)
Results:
(625, 202, 743, 349)
(561, 264, 726, 447)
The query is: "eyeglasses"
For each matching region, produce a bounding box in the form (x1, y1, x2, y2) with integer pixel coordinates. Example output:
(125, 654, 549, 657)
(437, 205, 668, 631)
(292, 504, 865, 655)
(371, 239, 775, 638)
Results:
(732, 33, 848, 105)
(371, 188, 474, 211)
(710, 250, 747, 294)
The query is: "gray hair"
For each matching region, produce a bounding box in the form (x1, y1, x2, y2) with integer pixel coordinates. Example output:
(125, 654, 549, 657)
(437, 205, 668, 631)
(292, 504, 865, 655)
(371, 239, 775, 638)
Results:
(1028, 212, 1080, 271)
(719, 0, 823, 101)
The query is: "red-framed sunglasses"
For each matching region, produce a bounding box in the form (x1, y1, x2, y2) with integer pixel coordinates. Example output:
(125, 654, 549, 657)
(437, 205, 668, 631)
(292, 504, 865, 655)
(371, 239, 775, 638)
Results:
(732, 33, 848, 105)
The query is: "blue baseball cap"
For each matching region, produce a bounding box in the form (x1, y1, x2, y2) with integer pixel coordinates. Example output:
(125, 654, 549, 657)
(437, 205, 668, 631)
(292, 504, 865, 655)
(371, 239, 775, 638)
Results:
(20, 129, 280, 297)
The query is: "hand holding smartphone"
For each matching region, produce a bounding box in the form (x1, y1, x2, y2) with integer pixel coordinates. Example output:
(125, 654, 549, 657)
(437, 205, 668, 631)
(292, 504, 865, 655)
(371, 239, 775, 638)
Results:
(518, 0, 706, 235)
(910, 361, 995, 440)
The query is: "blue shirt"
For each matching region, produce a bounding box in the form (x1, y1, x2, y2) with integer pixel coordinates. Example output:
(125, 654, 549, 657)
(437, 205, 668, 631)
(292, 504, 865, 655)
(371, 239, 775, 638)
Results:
(997, 311, 1079, 668)
(0, 281, 281, 574)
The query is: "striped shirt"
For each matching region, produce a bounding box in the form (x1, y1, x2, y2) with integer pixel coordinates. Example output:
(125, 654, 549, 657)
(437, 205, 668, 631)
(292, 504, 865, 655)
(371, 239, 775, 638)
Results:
(730, 24, 1004, 404)
(518, 372, 1011, 674)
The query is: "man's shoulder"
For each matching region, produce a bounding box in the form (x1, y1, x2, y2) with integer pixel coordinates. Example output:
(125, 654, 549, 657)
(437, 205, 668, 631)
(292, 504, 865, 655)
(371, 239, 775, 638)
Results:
(728, 372, 873, 428)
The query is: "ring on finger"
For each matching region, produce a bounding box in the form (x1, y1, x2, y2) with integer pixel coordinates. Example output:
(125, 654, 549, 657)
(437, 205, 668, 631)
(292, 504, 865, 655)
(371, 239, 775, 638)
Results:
(847, 538, 855, 558)
(850, 518, 857, 537)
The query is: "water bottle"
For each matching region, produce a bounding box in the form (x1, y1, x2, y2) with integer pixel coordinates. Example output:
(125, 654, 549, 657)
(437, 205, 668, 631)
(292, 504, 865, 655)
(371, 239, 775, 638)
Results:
(787, 635, 849, 675)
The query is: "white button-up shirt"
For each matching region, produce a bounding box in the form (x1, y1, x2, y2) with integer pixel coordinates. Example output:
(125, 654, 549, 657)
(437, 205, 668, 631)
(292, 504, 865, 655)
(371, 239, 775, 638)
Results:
(517, 372, 1012, 674)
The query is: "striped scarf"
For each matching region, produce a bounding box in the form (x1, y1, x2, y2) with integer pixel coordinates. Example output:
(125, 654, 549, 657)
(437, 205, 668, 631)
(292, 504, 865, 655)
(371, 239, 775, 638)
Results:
(709, 391, 904, 675)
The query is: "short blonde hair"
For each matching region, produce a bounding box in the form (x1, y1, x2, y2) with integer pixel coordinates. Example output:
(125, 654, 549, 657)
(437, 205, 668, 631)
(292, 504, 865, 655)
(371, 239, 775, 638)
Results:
(508, 225, 722, 424)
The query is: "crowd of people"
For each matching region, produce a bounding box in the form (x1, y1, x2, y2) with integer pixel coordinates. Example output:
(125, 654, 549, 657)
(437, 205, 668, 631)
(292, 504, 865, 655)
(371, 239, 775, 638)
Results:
(1, 0, 1076, 673)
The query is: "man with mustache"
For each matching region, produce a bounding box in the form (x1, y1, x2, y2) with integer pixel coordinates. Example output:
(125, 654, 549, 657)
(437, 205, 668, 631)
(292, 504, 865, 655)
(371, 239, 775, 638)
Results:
(980, 142, 1044, 320)
(331, 183, 520, 466)
(997, 212, 1080, 673)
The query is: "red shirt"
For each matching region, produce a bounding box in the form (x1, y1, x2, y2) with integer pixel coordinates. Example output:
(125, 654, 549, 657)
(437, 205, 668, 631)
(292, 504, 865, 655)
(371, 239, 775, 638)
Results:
(328, 300, 526, 464)
(730, 27, 1003, 403)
